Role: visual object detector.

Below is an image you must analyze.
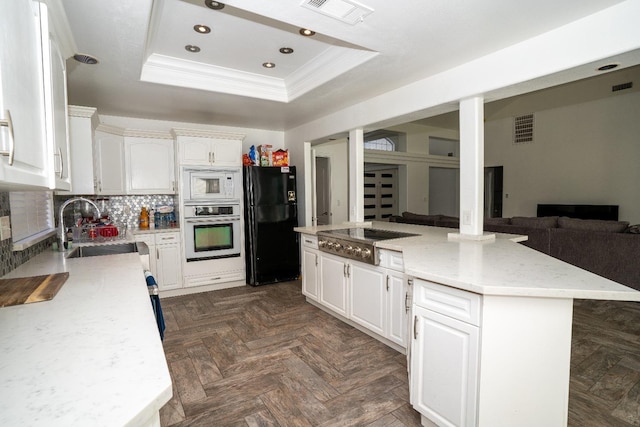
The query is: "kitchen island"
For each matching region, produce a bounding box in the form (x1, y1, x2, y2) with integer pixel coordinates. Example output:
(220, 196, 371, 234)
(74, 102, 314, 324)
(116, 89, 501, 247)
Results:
(296, 221, 640, 427)
(0, 244, 172, 426)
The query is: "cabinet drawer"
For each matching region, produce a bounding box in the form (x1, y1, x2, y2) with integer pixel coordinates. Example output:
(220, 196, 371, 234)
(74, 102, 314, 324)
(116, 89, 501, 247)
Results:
(184, 271, 244, 287)
(156, 232, 180, 244)
(379, 249, 404, 271)
(134, 233, 155, 246)
(413, 279, 481, 326)
(301, 234, 318, 249)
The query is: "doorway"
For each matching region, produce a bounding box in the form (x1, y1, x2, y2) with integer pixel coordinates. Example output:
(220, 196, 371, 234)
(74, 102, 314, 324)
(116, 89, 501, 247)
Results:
(315, 156, 331, 225)
(363, 166, 399, 220)
(429, 167, 460, 217)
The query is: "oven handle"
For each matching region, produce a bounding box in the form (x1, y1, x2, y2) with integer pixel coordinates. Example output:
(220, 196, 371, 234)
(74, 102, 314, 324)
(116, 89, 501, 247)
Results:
(184, 216, 241, 224)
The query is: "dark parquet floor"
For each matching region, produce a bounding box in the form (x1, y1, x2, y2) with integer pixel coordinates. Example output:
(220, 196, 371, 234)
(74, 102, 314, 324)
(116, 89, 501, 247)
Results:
(159, 281, 640, 426)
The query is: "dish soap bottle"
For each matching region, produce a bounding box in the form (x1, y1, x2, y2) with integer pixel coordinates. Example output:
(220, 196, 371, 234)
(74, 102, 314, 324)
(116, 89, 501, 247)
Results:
(139, 207, 149, 229)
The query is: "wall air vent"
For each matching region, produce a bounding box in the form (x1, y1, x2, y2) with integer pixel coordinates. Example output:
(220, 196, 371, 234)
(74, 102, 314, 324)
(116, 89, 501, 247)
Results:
(301, 0, 373, 25)
(612, 82, 633, 92)
(513, 113, 534, 144)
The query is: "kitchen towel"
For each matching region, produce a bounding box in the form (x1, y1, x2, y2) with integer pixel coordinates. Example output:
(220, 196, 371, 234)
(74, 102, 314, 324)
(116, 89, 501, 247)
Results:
(145, 271, 166, 340)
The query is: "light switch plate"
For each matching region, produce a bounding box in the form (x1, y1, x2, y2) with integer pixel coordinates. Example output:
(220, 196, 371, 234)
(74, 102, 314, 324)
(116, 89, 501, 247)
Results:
(0, 216, 11, 241)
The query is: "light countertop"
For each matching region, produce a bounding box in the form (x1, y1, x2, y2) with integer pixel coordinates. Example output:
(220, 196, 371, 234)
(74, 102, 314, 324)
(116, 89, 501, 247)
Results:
(296, 222, 640, 301)
(0, 246, 172, 426)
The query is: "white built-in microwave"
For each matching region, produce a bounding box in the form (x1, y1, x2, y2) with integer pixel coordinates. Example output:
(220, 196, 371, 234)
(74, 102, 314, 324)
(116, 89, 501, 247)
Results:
(183, 167, 240, 201)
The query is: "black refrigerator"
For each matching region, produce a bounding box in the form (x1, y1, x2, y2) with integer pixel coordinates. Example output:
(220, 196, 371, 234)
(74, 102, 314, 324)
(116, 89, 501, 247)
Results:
(243, 166, 300, 286)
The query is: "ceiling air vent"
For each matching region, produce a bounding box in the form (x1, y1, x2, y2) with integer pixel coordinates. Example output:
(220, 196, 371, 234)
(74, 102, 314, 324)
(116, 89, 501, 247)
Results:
(612, 82, 633, 92)
(301, 0, 374, 25)
(513, 114, 534, 144)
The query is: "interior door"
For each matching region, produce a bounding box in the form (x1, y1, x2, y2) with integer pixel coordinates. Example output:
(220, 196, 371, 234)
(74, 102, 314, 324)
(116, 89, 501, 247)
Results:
(315, 156, 331, 225)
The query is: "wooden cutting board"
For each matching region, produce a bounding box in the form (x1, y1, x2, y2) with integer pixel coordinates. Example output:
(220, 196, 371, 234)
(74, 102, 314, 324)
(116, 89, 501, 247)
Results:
(0, 272, 69, 307)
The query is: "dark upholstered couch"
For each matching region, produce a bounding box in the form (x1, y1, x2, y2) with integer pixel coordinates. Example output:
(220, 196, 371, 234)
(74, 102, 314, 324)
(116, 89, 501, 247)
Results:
(390, 212, 640, 291)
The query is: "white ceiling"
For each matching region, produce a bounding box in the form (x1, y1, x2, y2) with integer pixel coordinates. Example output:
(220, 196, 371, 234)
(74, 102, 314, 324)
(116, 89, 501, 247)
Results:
(61, 0, 632, 131)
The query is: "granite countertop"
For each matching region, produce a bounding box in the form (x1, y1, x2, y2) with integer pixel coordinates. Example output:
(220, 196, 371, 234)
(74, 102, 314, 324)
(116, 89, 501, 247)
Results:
(295, 222, 640, 302)
(0, 247, 172, 426)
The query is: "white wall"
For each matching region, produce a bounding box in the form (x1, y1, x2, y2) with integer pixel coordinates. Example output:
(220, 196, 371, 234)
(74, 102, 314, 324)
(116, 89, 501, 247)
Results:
(485, 90, 640, 223)
(313, 139, 349, 224)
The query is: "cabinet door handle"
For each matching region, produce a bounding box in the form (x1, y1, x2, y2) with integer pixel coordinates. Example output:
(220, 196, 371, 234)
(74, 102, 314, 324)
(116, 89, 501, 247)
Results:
(413, 315, 418, 340)
(211, 151, 215, 163)
(54, 147, 63, 177)
(0, 110, 16, 165)
(343, 263, 347, 277)
(156, 248, 159, 259)
(405, 292, 409, 313)
(386, 275, 389, 291)
(347, 264, 351, 278)
(315, 254, 318, 266)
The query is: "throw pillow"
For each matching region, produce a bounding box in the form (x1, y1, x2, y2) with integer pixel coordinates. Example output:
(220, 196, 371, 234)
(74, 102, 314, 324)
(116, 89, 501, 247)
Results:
(558, 216, 630, 233)
(625, 224, 640, 234)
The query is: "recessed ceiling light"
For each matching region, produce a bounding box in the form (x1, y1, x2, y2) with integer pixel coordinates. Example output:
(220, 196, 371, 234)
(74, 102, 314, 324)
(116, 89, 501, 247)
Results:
(73, 53, 99, 65)
(279, 47, 294, 54)
(299, 28, 315, 36)
(262, 62, 276, 69)
(205, 0, 225, 10)
(597, 63, 619, 71)
(185, 45, 201, 53)
(194, 24, 211, 34)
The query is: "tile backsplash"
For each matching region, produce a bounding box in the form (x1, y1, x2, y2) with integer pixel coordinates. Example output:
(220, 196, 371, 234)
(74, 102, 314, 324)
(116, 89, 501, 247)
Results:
(54, 194, 178, 230)
(1, 193, 178, 277)
(0, 191, 56, 277)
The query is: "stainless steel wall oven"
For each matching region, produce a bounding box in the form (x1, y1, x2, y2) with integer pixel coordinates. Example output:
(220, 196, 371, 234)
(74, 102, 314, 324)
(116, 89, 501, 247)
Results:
(183, 203, 241, 262)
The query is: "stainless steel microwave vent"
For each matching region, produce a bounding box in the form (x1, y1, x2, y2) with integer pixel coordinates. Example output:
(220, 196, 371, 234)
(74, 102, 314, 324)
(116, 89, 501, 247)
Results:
(513, 113, 534, 144)
(301, 0, 373, 24)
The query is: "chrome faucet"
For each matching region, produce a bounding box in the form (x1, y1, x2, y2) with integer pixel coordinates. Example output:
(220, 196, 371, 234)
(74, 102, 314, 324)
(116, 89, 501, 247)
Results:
(58, 197, 101, 250)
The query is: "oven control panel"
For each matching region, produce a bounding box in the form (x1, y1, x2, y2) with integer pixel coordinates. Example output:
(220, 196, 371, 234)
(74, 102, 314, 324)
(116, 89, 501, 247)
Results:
(183, 203, 240, 218)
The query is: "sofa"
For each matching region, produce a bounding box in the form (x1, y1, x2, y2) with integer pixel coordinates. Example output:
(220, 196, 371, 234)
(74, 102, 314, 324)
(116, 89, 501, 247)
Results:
(389, 212, 640, 291)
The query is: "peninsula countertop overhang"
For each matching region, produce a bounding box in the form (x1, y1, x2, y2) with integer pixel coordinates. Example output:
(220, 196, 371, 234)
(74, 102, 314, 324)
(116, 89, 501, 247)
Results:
(295, 221, 640, 302)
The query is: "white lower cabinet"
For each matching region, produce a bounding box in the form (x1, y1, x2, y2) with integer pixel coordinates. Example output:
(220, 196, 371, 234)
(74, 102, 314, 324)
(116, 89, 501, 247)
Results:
(411, 279, 480, 427)
(319, 253, 349, 317)
(386, 270, 409, 347)
(136, 232, 182, 291)
(301, 235, 320, 301)
(349, 262, 386, 336)
(305, 239, 410, 351)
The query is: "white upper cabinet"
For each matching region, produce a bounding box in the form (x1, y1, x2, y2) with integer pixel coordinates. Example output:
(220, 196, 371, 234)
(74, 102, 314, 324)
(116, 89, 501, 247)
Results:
(59, 106, 99, 195)
(125, 135, 175, 194)
(41, 2, 71, 191)
(173, 128, 244, 166)
(0, 0, 49, 189)
(0, 0, 75, 191)
(94, 129, 125, 195)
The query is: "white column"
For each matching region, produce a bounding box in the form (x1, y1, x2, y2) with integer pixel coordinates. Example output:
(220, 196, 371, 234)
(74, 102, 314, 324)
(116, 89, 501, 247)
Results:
(303, 141, 314, 227)
(458, 97, 485, 236)
(348, 128, 364, 223)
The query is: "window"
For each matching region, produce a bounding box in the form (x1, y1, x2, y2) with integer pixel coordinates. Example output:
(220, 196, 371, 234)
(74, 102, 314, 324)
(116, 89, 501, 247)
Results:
(364, 130, 400, 151)
(9, 191, 55, 249)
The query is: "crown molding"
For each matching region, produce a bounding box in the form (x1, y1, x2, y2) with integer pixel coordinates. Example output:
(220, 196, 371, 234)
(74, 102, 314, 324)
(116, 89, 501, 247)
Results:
(141, 54, 287, 102)
(171, 127, 245, 141)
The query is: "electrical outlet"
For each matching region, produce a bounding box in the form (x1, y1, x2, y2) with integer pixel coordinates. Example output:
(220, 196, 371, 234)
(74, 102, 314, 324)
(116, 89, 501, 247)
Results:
(0, 216, 11, 241)
(462, 210, 472, 225)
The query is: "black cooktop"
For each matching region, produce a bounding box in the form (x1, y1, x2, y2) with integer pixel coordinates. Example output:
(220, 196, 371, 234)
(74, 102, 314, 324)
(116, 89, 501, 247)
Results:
(319, 228, 419, 242)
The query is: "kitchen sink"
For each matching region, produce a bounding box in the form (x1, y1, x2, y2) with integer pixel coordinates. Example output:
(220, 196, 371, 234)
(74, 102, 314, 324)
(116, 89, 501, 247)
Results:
(65, 242, 141, 259)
